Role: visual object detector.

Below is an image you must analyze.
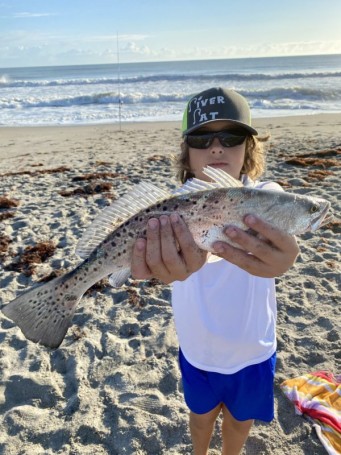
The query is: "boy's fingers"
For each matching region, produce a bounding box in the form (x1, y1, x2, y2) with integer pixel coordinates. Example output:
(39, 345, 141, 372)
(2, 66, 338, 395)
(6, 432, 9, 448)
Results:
(160, 215, 188, 274)
(145, 218, 170, 277)
(223, 226, 274, 263)
(131, 238, 152, 279)
(170, 213, 207, 272)
(244, 215, 296, 250)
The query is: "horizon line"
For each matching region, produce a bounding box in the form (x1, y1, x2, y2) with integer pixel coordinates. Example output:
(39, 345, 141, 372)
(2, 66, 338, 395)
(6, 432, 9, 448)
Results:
(1, 52, 341, 71)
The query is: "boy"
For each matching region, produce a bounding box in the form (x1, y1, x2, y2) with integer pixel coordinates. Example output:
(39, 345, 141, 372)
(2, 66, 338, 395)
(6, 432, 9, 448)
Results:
(131, 88, 299, 455)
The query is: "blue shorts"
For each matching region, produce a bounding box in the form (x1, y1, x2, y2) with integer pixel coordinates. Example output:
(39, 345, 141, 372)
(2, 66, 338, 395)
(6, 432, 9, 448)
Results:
(179, 349, 276, 422)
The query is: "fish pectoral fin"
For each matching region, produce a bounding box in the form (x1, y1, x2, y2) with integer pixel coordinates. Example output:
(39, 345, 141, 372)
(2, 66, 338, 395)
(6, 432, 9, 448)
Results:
(109, 268, 131, 287)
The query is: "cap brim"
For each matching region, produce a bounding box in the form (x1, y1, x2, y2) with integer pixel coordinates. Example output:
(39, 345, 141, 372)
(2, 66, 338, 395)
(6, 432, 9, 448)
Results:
(183, 119, 258, 136)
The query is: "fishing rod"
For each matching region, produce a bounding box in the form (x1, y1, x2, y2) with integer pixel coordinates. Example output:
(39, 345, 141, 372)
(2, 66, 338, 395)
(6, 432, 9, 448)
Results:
(117, 32, 122, 131)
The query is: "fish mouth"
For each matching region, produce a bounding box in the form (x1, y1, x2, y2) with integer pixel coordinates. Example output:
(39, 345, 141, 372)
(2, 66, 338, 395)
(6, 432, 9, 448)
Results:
(310, 204, 332, 231)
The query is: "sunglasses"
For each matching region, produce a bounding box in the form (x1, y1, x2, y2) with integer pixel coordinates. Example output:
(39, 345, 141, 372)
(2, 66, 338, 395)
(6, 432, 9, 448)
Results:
(185, 130, 248, 149)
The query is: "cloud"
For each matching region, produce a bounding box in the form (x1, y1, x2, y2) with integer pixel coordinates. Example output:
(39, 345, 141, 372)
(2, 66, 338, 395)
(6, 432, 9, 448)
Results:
(13, 12, 58, 18)
(0, 32, 340, 67)
(148, 40, 341, 60)
(0, 12, 58, 19)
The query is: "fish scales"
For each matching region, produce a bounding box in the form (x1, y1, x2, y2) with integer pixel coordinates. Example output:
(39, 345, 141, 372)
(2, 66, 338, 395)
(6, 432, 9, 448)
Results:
(1, 167, 331, 348)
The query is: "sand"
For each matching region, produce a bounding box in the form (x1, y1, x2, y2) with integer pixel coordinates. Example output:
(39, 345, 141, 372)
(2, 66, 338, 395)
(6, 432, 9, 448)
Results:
(0, 114, 340, 455)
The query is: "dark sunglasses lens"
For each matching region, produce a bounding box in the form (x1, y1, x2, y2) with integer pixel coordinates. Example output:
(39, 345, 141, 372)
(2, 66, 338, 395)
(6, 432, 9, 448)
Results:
(186, 131, 247, 149)
(186, 134, 212, 149)
(219, 133, 247, 147)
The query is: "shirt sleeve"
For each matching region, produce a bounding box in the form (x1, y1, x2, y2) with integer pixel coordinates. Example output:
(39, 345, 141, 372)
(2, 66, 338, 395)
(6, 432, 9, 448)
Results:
(256, 181, 284, 192)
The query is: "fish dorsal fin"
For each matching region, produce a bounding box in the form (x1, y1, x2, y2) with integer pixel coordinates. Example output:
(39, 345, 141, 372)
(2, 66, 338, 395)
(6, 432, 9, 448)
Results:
(173, 166, 243, 196)
(76, 182, 171, 259)
(202, 166, 243, 188)
(173, 178, 218, 195)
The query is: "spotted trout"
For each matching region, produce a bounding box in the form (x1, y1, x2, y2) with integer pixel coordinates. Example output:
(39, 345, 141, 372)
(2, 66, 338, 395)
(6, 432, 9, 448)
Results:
(2, 167, 331, 348)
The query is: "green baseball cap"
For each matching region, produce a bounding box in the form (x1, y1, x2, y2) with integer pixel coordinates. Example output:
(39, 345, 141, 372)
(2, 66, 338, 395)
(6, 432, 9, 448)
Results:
(182, 87, 258, 136)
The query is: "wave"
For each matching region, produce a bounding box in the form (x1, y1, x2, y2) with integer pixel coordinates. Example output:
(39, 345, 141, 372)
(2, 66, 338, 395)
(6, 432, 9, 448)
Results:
(2, 86, 341, 111)
(1, 70, 341, 89)
(0, 92, 189, 109)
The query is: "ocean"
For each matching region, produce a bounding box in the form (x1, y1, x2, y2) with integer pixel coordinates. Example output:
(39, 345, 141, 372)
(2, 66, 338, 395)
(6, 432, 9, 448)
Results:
(1, 54, 341, 126)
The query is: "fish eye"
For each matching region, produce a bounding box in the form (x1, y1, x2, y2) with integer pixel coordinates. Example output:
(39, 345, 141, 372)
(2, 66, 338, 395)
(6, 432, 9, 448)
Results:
(310, 204, 319, 213)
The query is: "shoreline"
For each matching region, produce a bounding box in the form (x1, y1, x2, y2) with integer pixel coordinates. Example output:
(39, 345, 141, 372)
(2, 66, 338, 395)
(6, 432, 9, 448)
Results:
(0, 111, 340, 130)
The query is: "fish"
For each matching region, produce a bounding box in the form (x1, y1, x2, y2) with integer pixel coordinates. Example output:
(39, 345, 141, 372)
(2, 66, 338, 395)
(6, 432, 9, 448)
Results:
(1, 166, 331, 349)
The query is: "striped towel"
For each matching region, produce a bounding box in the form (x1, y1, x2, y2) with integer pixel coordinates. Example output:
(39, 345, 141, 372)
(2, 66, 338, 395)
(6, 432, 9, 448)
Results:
(281, 371, 341, 455)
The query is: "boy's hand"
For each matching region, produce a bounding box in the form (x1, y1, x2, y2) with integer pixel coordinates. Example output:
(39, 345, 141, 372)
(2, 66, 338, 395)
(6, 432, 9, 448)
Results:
(213, 215, 299, 277)
(131, 214, 207, 284)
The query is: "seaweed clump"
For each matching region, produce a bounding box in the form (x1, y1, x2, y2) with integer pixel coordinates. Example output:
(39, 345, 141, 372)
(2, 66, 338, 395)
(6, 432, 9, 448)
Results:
(59, 182, 113, 197)
(6, 241, 56, 276)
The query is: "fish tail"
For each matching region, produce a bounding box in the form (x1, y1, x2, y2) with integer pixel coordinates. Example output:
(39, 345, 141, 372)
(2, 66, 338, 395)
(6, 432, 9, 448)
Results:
(2, 272, 82, 349)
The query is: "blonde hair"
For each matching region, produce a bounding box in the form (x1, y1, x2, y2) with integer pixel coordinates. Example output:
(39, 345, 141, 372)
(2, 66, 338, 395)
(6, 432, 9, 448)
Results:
(174, 134, 270, 184)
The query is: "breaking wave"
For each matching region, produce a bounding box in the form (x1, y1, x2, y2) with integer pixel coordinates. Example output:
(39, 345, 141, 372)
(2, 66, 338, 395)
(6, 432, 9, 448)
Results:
(1, 70, 341, 89)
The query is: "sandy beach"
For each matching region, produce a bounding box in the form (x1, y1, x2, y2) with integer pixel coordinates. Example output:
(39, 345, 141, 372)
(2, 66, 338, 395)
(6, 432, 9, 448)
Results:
(0, 114, 340, 455)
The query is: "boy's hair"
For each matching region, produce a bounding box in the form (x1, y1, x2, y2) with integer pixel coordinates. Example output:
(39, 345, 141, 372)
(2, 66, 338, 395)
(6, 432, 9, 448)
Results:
(174, 134, 270, 184)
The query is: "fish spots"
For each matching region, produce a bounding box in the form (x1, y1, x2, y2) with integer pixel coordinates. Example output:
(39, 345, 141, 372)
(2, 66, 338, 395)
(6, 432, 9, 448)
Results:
(162, 206, 168, 211)
(201, 230, 209, 239)
(111, 241, 116, 247)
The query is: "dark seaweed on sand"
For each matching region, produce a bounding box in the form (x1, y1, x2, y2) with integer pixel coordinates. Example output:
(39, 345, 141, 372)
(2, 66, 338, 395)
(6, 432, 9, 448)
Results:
(0, 212, 15, 222)
(0, 197, 20, 222)
(0, 166, 71, 177)
(320, 219, 341, 234)
(59, 182, 113, 197)
(0, 197, 19, 209)
(0, 234, 12, 258)
(6, 241, 56, 276)
(284, 148, 340, 168)
(72, 172, 126, 182)
(307, 170, 334, 181)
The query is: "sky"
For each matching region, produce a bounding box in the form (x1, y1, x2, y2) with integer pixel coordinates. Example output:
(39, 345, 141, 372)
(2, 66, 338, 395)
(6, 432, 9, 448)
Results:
(1, 0, 341, 68)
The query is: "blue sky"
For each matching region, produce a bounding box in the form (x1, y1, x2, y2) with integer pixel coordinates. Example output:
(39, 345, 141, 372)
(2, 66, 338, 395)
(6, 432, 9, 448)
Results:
(1, 0, 341, 68)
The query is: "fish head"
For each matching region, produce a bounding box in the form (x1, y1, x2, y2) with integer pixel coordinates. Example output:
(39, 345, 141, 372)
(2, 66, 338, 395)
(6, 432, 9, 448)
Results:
(307, 198, 331, 231)
(290, 194, 331, 234)
(244, 190, 332, 236)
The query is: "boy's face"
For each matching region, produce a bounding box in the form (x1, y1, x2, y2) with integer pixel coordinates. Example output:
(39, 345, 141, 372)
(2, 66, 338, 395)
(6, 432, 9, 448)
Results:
(187, 121, 247, 182)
